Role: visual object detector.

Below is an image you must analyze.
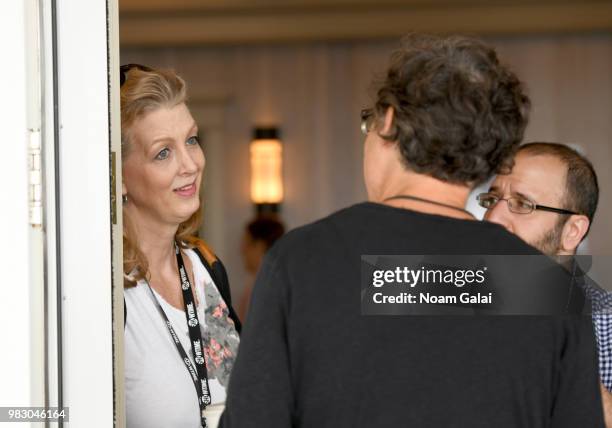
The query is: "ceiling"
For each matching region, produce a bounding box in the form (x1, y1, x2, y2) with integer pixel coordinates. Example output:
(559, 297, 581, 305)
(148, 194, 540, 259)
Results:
(118, 0, 612, 47)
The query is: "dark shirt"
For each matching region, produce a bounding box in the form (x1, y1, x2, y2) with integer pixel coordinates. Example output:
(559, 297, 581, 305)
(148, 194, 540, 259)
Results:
(221, 202, 604, 427)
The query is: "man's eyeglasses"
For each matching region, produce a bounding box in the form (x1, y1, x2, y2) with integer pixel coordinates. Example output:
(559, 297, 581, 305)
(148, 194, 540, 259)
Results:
(360, 108, 375, 135)
(476, 192, 579, 215)
(120, 63, 153, 87)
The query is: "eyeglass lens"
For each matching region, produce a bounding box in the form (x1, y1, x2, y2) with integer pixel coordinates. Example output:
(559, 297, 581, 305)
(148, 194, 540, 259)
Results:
(477, 194, 533, 214)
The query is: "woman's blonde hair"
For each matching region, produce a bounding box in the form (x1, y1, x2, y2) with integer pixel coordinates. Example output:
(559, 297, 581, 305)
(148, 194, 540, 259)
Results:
(121, 66, 202, 286)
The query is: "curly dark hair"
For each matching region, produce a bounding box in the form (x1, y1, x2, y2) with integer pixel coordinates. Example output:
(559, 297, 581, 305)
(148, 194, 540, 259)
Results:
(373, 33, 531, 185)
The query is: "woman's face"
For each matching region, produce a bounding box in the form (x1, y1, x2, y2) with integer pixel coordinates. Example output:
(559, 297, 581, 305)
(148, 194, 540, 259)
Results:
(122, 103, 204, 229)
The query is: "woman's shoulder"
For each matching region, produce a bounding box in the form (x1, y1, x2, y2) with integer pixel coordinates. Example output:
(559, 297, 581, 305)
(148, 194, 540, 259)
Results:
(182, 236, 228, 296)
(184, 236, 217, 266)
(124, 278, 147, 295)
(183, 236, 242, 333)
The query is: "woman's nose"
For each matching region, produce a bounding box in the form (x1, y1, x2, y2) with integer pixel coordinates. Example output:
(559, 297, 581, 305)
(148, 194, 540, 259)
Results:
(178, 147, 199, 174)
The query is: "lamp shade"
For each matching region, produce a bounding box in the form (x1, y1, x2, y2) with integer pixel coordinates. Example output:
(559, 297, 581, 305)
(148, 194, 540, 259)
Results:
(250, 128, 283, 204)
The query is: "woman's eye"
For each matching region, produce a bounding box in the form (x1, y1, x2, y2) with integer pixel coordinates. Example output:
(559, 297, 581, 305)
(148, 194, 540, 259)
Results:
(155, 148, 170, 160)
(186, 136, 200, 146)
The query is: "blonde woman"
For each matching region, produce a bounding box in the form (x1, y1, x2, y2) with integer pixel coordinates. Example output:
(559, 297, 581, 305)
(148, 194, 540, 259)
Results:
(121, 64, 240, 428)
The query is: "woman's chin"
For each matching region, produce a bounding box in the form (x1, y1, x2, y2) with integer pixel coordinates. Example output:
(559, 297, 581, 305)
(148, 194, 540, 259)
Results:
(172, 202, 200, 224)
(180, 211, 199, 224)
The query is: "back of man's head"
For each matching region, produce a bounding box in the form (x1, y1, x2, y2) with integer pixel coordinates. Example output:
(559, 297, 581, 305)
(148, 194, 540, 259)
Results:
(518, 142, 599, 236)
(372, 33, 530, 186)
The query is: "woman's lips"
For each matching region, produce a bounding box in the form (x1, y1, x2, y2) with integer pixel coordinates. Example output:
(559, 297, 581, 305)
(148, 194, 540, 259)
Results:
(174, 183, 197, 197)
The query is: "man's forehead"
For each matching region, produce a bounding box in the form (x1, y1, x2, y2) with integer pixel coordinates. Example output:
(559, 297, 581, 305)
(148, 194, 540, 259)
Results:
(491, 152, 567, 201)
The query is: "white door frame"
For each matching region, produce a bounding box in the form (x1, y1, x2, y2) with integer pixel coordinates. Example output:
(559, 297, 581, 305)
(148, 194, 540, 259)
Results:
(54, 0, 121, 426)
(0, 1, 123, 427)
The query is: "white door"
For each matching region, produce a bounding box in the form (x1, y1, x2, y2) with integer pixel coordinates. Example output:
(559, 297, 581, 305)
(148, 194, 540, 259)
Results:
(0, 1, 123, 426)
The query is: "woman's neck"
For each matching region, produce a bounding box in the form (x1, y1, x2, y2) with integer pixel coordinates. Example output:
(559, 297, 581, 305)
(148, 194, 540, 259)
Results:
(127, 211, 180, 278)
(141, 235, 177, 274)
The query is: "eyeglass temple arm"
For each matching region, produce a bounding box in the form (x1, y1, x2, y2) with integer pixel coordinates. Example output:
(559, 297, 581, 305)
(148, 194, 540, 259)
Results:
(535, 204, 579, 215)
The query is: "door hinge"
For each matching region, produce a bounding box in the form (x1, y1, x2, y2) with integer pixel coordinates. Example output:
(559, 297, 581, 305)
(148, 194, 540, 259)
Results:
(28, 128, 42, 227)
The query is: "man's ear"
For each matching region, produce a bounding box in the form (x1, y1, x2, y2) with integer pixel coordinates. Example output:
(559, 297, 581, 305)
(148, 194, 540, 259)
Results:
(380, 106, 395, 137)
(559, 215, 590, 253)
(122, 181, 128, 198)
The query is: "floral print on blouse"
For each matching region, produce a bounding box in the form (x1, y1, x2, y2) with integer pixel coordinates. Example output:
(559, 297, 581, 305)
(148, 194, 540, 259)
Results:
(201, 275, 240, 387)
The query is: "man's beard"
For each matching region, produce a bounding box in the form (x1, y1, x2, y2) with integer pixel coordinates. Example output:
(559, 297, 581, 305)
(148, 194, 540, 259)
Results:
(529, 217, 567, 256)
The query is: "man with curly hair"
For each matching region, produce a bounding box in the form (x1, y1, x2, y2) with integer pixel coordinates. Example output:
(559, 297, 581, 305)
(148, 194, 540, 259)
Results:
(221, 35, 604, 427)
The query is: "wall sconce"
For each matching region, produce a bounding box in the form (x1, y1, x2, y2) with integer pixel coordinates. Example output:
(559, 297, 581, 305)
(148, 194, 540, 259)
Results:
(250, 127, 283, 215)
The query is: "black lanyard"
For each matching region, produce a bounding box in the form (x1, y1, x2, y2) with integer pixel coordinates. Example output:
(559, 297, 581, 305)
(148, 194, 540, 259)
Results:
(146, 243, 211, 428)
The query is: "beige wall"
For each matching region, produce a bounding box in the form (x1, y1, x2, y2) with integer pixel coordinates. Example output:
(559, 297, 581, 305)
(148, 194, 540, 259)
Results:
(122, 33, 612, 301)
